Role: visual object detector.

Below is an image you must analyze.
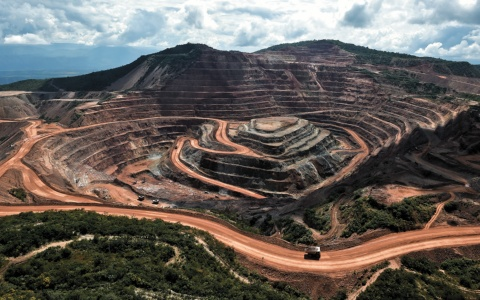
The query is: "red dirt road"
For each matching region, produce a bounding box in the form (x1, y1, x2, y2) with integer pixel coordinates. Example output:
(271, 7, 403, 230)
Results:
(170, 118, 265, 199)
(423, 192, 455, 230)
(1, 205, 480, 274)
(171, 137, 265, 199)
(0, 120, 99, 203)
(2, 118, 480, 277)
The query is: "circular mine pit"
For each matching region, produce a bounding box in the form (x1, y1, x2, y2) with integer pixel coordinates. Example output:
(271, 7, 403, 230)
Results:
(176, 116, 347, 198)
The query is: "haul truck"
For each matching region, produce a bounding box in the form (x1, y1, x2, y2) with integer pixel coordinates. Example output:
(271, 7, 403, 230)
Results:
(304, 246, 321, 260)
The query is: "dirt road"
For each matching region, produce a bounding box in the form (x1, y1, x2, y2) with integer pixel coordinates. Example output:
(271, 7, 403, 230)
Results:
(304, 127, 370, 194)
(0, 120, 99, 203)
(424, 192, 455, 230)
(168, 117, 267, 198)
(171, 137, 265, 199)
(1, 205, 480, 274)
(2, 117, 480, 277)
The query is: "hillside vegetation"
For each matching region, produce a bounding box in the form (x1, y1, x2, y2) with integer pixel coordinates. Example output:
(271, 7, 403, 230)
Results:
(0, 79, 47, 91)
(0, 43, 208, 92)
(359, 253, 480, 299)
(339, 195, 438, 237)
(0, 210, 305, 299)
(261, 40, 480, 78)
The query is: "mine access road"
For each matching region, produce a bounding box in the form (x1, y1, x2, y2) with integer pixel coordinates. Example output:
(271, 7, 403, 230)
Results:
(1, 205, 480, 275)
(1, 117, 480, 276)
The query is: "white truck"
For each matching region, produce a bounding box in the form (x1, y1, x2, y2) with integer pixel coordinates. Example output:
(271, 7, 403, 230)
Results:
(304, 246, 321, 260)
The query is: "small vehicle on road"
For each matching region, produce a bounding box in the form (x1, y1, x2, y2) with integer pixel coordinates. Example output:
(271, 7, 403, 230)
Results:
(304, 246, 321, 260)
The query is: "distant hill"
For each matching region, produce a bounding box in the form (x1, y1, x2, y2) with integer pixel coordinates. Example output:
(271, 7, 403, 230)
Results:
(0, 43, 155, 84)
(0, 43, 210, 92)
(2, 40, 480, 92)
(260, 40, 480, 78)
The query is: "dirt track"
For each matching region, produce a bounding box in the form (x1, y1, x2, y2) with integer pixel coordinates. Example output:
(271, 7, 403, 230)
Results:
(424, 192, 454, 230)
(1, 205, 480, 275)
(168, 118, 265, 199)
(171, 137, 265, 199)
(0, 120, 99, 203)
(2, 118, 480, 276)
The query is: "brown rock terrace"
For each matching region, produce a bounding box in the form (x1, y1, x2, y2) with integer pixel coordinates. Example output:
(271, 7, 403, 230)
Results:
(0, 40, 478, 210)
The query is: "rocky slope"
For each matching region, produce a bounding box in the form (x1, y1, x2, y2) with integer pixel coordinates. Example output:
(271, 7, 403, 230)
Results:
(1, 40, 479, 205)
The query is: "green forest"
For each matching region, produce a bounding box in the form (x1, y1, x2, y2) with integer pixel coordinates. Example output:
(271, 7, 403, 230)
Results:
(339, 195, 437, 237)
(359, 254, 480, 299)
(1, 209, 479, 299)
(0, 210, 306, 300)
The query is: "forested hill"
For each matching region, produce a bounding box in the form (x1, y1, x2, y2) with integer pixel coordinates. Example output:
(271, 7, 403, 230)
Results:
(0, 210, 305, 299)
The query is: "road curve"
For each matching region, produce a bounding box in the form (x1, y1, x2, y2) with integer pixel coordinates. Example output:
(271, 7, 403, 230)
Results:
(171, 137, 265, 199)
(0, 120, 99, 203)
(423, 192, 455, 230)
(169, 118, 266, 199)
(1, 205, 480, 274)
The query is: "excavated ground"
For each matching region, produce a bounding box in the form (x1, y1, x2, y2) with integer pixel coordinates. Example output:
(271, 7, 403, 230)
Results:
(1, 43, 480, 298)
(0, 44, 478, 229)
(5, 45, 472, 206)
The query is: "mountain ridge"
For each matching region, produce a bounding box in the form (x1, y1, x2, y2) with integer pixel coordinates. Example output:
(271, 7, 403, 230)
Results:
(2, 40, 480, 92)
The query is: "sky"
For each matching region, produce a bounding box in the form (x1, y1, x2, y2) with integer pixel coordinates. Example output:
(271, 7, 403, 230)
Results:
(1, 0, 479, 64)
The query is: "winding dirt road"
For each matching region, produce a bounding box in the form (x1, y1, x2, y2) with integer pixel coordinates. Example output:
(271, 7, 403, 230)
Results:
(2, 117, 480, 277)
(1, 205, 480, 274)
(423, 192, 455, 230)
(0, 120, 99, 203)
(171, 137, 265, 199)
(169, 118, 265, 199)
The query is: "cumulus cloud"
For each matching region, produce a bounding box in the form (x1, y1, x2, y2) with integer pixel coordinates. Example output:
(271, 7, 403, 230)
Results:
(409, 0, 480, 25)
(0, 0, 479, 63)
(184, 5, 217, 29)
(218, 5, 282, 20)
(118, 9, 166, 44)
(234, 22, 268, 47)
(341, 3, 371, 28)
(416, 39, 480, 62)
(415, 40, 480, 63)
(4, 33, 48, 44)
(415, 26, 480, 62)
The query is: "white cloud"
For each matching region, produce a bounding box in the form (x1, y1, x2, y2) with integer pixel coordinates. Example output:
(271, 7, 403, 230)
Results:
(0, 0, 478, 63)
(184, 5, 217, 30)
(4, 33, 48, 44)
(416, 39, 480, 61)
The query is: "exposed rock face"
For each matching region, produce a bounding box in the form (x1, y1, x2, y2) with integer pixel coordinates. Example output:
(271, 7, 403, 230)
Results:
(178, 117, 345, 198)
(472, 177, 480, 192)
(23, 118, 205, 190)
(6, 41, 479, 205)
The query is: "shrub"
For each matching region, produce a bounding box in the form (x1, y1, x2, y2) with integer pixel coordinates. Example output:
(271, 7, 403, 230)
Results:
(341, 196, 436, 237)
(8, 188, 27, 201)
(277, 218, 315, 245)
(303, 206, 331, 233)
(401, 256, 438, 275)
(444, 201, 459, 213)
(441, 258, 480, 289)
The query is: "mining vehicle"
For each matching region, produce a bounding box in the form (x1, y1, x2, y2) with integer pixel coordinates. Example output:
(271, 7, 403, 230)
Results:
(137, 195, 145, 201)
(152, 199, 160, 205)
(304, 246, 321, 260)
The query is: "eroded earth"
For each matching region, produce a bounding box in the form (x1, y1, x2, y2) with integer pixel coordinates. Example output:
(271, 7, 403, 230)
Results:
(1, 41, 480, 297)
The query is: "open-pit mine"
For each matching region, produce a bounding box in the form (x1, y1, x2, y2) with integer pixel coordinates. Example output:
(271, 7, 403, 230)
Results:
(1, 40, 480, 297)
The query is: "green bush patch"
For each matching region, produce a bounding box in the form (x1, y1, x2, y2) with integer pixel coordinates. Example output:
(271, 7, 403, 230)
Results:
(303, 205, 331, 234)
(0, 210, 306, 299)
(341, 196, 436, 237)
(8, 188, 27, 201)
